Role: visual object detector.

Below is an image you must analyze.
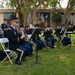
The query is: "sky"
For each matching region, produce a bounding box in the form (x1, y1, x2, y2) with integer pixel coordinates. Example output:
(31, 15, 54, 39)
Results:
(61, 0, 68, 7)
(0, 0, 68, 8)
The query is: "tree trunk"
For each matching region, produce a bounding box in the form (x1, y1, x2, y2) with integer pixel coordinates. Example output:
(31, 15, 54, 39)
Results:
(24, 0, 43, 26)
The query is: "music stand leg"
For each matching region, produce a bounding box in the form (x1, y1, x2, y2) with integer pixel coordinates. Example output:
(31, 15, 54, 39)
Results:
(45, 47, 50, 52)
(44, 41, 49, 52)
(32, 48, 43, 66)
(69, 34, 71, 50)
(58, 37, 60, 49)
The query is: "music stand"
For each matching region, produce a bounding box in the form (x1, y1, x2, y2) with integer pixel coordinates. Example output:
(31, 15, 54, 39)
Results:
(30, 28, 43, 66)
(57, 36, 60, 49)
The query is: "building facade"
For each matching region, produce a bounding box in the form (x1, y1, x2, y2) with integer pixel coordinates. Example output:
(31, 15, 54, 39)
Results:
(0, 8, 14, 25)
(0, 8, 75, 27)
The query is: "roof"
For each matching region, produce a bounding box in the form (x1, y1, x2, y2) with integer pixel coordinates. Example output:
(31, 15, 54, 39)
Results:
(0, 8, 14, 13)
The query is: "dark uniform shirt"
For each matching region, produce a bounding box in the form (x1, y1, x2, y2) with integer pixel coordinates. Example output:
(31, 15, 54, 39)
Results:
(1, 23, 10, 37)
(6, 26, 23, 51)
(43, 29, 53, 41)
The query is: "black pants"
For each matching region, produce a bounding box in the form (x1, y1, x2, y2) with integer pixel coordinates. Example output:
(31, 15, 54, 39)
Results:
(0, 50, 6, 61)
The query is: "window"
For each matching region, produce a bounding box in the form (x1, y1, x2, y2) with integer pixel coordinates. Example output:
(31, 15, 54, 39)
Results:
(68, 14, 74, 24)
(4, 12, 14, 20)
(40, 12, 50, 23)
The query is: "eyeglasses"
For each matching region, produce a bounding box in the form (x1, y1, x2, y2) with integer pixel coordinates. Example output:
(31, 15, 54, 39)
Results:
(13, 21, 19, 23)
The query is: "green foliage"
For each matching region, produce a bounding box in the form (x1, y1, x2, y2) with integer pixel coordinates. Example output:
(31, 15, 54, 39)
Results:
(9, 0, 58, 16)
(47, 0, 58, 7)
(52, 12, 62, 23)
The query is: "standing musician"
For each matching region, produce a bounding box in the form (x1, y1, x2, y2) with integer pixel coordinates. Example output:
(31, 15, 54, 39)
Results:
(43, 25, 56, 48)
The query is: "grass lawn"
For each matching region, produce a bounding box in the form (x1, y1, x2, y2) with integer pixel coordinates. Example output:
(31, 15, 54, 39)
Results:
(0, 35, 75, 75)
(0, 45, 75, 75)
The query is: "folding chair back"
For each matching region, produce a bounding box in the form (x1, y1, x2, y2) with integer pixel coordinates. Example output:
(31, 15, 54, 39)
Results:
(0, 38, 9, 43)
(0, 28, 4, 38)
(0, 38, 17, 64)
(0, 38, 9, 49)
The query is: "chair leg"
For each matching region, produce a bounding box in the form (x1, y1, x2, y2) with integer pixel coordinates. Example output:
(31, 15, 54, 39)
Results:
(1, 51, 13, 64)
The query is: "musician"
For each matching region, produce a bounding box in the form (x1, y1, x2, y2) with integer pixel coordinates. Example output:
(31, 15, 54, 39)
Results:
(6, 16, 28, 65)
(1, 19, 11, 37)
(25, 25, 34, 35)
(73, 25, 75, 31)
(60, 34, 71, 46)
(67, 25, 74, 32)
(19, 25, 33, 56)
(43, 25, 56, 48)
(54, 26, 61, 37)
(59, 26, 71, 46)
(32, 24, 45, 50)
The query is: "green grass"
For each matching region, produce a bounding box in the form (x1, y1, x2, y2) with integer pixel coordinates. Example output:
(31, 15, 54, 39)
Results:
(0, 45, 75, 75)
(0, 34, 75, 75)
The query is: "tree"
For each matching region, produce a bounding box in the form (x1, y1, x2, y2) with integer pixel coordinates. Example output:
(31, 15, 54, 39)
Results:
(0, 0, 10, 7)
(52, 12, 62, 26)
(57, 0, 75, 26)
(2, 0, 75, 27)
(9, 0, 59, 26)
(9, 0, 44, 26)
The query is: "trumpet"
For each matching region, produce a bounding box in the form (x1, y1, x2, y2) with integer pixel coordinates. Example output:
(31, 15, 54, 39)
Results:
(21, 32, 29, 42)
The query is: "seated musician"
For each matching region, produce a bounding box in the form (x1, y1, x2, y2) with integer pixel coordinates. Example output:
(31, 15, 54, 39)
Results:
(60, 33, 71, 46)
(59, 26, 71, 46)
(19, 25, 33, 56)
(5, 16, 30, 65)
(54, 26, 61, 38)
(31, 24, 45, 50)
(73, 25, 75, 31)
(43, 25, 56, 48)
(25, 25, 34, 35)
(67, 25, 74, 32)
(1, 19, 11, 37)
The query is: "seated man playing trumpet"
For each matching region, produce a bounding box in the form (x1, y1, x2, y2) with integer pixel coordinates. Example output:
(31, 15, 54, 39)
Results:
(43, 25, 56, 48)
(19, 25, 34, 56)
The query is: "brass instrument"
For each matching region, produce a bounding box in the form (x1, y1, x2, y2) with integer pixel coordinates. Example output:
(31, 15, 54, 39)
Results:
(24, 34, 30, 42)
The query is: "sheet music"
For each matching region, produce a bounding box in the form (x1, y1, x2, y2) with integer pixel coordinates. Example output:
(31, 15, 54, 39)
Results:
(29, 28, 41, 40)
(66, 31, 75, 34)
(27, 34, 32, 39)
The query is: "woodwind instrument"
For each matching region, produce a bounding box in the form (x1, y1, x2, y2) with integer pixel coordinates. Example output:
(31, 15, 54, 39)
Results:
(60, 29, 67, 40)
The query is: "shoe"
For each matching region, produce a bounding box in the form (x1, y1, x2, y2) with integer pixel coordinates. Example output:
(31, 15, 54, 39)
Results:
(68, 44, 70, 47)
(15, 60, 22, 65)
(51, 46, 56, 48)
(54, 45, 56, 48)
(30, 53, 34, 56)
(29, 52, 34, 56)
(22, 58, 26, 61)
